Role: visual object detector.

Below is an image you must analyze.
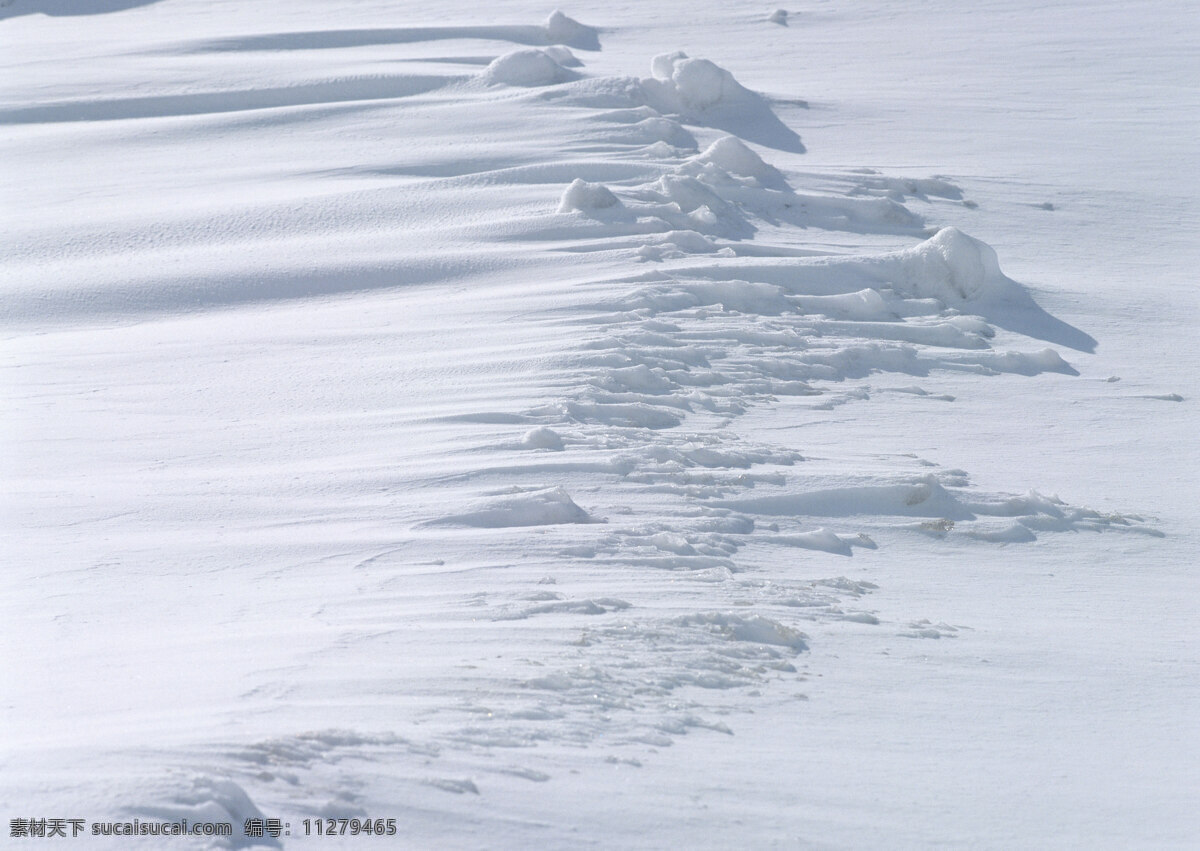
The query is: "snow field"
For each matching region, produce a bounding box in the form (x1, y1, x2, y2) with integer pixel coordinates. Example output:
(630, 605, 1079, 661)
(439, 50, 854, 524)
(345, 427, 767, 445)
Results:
(2, 1, 1197, 847)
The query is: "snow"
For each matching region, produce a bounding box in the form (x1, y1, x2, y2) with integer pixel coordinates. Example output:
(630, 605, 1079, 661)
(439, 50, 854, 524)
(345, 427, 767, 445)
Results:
(542, 9, 598, 50)
(557, 178, 621, 213)
(687, 135, 788, 188)
(431, 486, 594, 528)
(2, 0, 1197, 848)
(521, 426, 566, 450)
(484, 48, 576, 87)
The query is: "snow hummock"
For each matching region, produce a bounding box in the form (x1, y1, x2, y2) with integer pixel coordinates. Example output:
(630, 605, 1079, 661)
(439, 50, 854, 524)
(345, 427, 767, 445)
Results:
(485, 49, 576, 87)
(558, 178, 622, 213)
(898, 226, 1010, 301)
(522, 426, 565, 450)
(689, 135, 787, 187)
(647, 51, 754, 111)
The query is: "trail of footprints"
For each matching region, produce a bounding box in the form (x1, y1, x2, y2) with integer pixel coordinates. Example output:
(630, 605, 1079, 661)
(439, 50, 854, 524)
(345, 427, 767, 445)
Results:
(419, 24, 1161, 763)
(141, 13, 1162, 824)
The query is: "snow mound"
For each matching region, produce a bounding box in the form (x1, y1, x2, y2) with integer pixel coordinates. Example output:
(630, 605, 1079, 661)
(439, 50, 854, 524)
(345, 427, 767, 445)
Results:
(544, 10, 600, 51)
(688, 135, 787, 187)
(636, 51, 805, 152)
(768, 9, 789, 25)
(897, 227, 1008, 301)
(559, 178, 622, 213)
(647, 51, 754, 111)
(485, 49, 576, 87)
(433, 486, 593, 527)
(522, 426, 565, 450)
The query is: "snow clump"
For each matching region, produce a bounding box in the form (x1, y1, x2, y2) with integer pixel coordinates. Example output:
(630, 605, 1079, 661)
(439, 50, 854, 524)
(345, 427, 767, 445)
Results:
(485, 49, 575, 87)
(898, 227, 1008, 301)
(522, 426, 565, 450)
(687, 135, 787, 187)
(646, 51, 755, 112)
(559, 179, 622, 213)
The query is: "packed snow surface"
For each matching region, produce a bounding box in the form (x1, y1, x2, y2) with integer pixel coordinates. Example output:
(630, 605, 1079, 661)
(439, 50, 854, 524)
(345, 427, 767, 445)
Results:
(2, 0, 1197, 848)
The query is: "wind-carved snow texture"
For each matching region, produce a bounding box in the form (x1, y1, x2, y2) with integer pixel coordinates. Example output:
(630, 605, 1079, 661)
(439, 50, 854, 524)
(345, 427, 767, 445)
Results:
(1, 7, 1170, 844)
(393, 26, 1162, 775)
(365, 20, 1159, 801)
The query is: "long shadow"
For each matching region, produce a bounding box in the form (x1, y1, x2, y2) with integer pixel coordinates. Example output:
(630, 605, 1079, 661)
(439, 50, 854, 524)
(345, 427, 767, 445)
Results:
(0, 74, 456, 124)
(979, 288, 1098, 353)
(176, 24, 601, 54)
(693, 100, 805, 154)
(3, 257, 480, 326)
(0, 0, 164, 18)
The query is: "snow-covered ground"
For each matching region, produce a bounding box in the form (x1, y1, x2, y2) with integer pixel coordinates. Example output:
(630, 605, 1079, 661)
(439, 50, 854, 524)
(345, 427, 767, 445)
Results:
(2, 1, 1197, 847)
